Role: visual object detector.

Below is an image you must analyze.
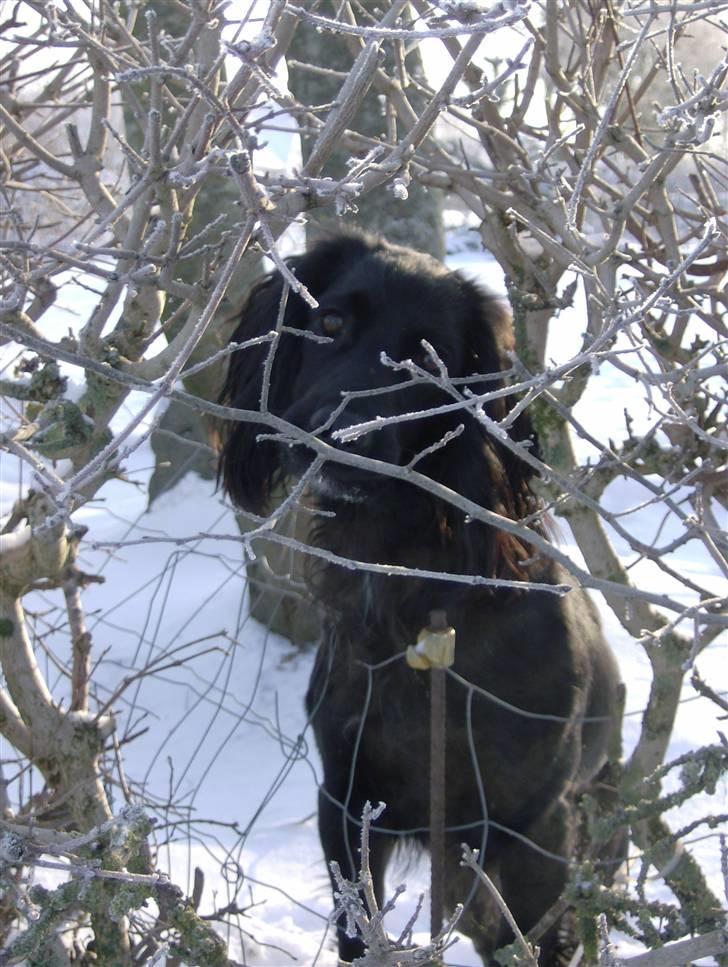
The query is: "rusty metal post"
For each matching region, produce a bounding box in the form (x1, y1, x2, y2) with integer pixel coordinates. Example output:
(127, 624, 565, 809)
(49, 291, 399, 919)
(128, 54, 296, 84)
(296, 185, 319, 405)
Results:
(406, 608, 455, 942)
(430, 650, 447, 939)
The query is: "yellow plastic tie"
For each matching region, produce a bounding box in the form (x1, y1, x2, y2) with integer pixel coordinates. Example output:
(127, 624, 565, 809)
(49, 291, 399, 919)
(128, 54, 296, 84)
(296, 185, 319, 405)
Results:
(406, 612, 456, 670)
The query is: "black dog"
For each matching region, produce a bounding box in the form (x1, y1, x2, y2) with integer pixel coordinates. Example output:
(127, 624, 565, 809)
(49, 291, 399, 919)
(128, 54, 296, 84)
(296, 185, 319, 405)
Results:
(220, 234, 623, 963)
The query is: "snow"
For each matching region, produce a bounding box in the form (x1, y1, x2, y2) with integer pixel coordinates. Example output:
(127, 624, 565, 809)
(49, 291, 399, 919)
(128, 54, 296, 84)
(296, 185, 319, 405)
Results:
(0, 523, 32, 552)
(0, 252, 725, 966)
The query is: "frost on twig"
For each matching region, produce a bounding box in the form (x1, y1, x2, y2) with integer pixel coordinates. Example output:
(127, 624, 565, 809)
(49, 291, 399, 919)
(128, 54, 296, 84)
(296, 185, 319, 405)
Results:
(329, 802, 462, 965)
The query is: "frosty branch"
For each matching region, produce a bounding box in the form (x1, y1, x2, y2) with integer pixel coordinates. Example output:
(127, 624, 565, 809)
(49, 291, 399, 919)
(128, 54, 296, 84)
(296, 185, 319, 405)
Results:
(0, 1, 726, 964)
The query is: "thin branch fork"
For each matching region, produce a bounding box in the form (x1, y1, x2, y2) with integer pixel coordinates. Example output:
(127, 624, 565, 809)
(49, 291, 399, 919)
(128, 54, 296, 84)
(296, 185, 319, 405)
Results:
(302, 0, 410, 178)
(460, 844, 540, 967)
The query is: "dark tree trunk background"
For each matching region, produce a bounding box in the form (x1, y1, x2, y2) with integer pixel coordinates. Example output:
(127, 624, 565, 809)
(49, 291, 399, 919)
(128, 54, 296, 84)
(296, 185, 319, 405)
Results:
(288, 1, 445, 258)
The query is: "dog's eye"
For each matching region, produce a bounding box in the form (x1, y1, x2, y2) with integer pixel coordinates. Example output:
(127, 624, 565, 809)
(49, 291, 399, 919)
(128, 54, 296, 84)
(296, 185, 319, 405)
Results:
(320, 312, 344, 336)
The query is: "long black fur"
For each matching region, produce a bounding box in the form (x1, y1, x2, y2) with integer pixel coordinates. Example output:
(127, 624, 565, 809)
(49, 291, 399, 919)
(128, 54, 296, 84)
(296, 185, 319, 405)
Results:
(220, 233, 623, 964)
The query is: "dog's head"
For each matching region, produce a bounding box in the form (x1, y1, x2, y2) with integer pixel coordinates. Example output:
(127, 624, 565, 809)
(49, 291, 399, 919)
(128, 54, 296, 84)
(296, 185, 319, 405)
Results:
(219, 233, 538, 534)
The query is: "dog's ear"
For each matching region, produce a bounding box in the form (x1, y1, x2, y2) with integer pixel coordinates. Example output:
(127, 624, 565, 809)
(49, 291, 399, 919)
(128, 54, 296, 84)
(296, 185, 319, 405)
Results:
(460, 279, 543, 541)
(459, 282, 513, 414)
(460, 279, 540, 452)
(219, 267, 309, 513)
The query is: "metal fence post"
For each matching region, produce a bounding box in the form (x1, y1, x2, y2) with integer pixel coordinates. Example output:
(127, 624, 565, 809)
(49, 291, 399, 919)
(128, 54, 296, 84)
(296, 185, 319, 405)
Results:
(406, 609, 456, 942)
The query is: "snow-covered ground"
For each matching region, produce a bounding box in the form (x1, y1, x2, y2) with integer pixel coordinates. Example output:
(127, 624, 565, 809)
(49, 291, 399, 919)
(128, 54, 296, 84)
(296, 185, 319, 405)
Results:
(1, 252, 725, 966)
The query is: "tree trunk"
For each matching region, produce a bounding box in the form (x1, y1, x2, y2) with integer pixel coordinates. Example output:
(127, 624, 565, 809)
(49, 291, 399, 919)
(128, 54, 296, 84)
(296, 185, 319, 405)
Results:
(122, 4, 263, 503)
(288, 1, 445, 257)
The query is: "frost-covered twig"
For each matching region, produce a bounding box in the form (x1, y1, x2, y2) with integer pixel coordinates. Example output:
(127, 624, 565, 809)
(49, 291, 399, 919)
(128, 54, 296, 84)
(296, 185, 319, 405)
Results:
(329, 801, 462, 965)
(460, 843, 540, 967)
